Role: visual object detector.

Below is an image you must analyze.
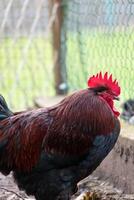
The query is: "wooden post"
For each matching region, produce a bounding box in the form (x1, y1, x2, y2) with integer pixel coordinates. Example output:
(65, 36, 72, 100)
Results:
(49, 0, 68, 95)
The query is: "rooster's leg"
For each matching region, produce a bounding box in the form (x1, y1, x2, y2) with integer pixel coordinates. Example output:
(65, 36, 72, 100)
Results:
(75, 191, 100, 200)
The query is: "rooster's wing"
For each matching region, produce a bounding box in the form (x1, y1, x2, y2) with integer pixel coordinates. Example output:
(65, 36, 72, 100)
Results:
(0, 108, 51, 172)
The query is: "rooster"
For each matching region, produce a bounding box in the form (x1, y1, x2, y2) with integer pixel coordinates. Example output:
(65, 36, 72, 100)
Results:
(0, 72, 120, 200)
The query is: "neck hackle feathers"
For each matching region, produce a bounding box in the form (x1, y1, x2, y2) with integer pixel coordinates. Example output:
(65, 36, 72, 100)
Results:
(88, 72, 120, 96)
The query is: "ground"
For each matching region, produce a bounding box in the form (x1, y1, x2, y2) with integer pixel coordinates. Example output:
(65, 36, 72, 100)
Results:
(0, 173, 33, 200)
(0, 173, 134, 200)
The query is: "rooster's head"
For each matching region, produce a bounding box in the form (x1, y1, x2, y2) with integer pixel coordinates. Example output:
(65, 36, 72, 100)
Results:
(88, 72, 121, 117)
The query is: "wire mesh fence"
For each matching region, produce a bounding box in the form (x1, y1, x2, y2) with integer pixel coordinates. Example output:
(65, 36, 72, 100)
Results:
(63, 0, 134, 102)
(0, 0, 55, 110)
(0, 0, 134, 109)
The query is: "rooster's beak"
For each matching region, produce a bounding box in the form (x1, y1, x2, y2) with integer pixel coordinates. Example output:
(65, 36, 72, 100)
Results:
(114, 96, 120, 101)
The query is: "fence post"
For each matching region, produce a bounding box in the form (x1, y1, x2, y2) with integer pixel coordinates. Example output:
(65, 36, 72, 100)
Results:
(49, 0, 68, 95)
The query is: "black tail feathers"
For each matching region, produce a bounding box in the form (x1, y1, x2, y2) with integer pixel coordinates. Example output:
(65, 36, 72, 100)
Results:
(0, 95, 13, 120)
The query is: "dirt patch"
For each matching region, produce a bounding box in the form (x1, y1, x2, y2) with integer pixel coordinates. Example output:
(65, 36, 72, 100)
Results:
(0, 173, 34, 200)
(73, 176, 134, 200)
(0, 173, 134, 200)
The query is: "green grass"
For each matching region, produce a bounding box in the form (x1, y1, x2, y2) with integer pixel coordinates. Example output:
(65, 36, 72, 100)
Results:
(0, 37, 54, 110)
(0, 29, 133, 109)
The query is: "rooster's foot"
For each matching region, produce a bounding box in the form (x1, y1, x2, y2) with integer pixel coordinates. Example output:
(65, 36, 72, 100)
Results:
(75, 191, 100, 200)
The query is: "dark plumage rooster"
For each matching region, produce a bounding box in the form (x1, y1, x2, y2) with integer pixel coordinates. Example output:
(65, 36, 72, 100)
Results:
(0, 72, 120, 200)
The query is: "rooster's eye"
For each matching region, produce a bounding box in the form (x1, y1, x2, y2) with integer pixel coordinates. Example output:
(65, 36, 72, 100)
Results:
(90, 86, 108, 95)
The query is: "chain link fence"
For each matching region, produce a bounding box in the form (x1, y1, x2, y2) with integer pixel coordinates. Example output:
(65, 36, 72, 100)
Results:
(0, 0, 134, 109)
(0, 0, 56, 110)
(63, 0, 134, 102)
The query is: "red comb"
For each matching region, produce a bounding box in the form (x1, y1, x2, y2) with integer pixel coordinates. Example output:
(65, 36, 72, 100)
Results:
(88, 72, 120, 96)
